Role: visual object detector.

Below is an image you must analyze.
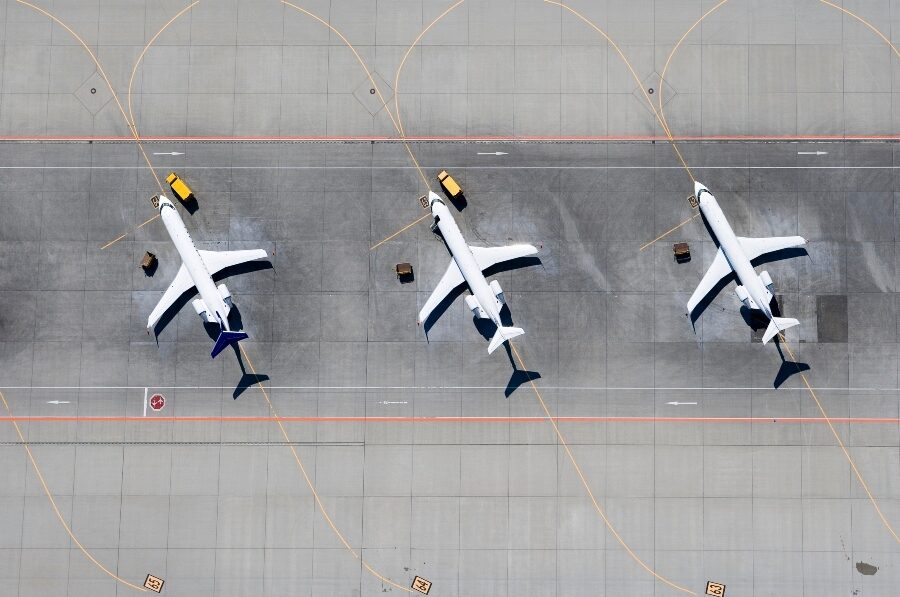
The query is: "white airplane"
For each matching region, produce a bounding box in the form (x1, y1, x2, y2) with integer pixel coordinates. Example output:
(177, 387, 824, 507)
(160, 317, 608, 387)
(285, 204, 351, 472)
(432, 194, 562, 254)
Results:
(688, 181, 806, 344)
(146, 195, 269, 358)
(418, 191, 538, 354)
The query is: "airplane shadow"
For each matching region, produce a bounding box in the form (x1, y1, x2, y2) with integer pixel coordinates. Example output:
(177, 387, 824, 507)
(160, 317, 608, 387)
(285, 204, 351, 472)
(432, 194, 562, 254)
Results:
(772, 339, 811, 389)
(448, 193, 467, 211)
(738, 297, 811, 389)
(503, 358, 541, 397)
(142, 259, 158, 277)
(472, 311, 541, 397)
(739, 305, 769, 330)
(221, 308, 271, 399)
(230, 340, 270, 399)
(472, 309, 510, 341)
(182, 196, 200, 215)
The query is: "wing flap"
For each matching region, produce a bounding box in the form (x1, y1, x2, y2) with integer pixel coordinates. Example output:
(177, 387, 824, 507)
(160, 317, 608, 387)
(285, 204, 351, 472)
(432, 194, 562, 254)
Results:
(418, 259, 466, 324)
(687, 248, 733, 314)
(147, 263, 195, 329)
(470, 244, 538, 272)
(198, 249, 268, 276)
(737, 236, 806, 262)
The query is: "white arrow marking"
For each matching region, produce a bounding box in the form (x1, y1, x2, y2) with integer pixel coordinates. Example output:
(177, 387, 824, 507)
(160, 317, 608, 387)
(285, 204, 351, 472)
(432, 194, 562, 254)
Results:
(665, 401, 698, 406)
(797, 151, 828, 156)
(381, 401, 408, 405)
(152, 151, 185, 156)
(477, 151, 508, 156)
(46, 400, 71, 405)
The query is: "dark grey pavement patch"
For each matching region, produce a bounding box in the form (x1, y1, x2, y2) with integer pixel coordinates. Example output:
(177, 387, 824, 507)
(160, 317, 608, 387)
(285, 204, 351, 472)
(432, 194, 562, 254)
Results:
(817, 294, 848, 343)
(855, 561, 878, 576)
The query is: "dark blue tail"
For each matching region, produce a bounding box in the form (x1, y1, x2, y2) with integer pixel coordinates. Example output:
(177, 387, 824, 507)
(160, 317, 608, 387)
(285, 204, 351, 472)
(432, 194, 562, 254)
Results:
(211, 330, 248, 358)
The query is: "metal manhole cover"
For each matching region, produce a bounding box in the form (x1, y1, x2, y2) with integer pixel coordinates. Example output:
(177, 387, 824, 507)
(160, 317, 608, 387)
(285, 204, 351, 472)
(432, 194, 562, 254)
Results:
(352, 71, 394, 116)
(74, 71, 112, 115)
(632, 71, 677, 115)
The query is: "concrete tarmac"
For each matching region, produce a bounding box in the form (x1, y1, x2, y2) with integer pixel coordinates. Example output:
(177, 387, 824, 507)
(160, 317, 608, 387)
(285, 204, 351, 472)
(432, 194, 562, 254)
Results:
(0, 139, 896, 596)
(0, 0, 899, 594)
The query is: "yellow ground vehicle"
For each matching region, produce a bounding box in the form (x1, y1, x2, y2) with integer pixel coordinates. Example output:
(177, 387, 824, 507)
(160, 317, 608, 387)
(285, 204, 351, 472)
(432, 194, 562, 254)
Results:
(166, 172, 194, 202)
(437, 170, 462, 198)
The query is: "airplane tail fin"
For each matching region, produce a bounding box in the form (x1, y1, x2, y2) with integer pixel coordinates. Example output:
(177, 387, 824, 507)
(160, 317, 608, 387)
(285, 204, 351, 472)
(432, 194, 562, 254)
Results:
(211, 330, 249, 358)
(762, 317, 799, 345)
(488, 326, 524, 354)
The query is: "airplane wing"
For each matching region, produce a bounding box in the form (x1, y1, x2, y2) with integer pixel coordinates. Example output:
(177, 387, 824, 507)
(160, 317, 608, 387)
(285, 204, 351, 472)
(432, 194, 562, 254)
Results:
(470, 244, 539, 271)
(147, 263, 195, 329)
(198, 249, 269, 276)
(418, 259, 466, 323)
(687, 248, 733, 314)
(737, 236, 806, 262)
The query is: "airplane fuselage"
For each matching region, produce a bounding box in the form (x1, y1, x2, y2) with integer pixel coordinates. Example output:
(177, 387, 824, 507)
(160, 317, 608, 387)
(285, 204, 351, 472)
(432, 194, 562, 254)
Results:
(432, 199, 503, 326)
(697, 188, 773, 318)
(158, 196, 232, 331)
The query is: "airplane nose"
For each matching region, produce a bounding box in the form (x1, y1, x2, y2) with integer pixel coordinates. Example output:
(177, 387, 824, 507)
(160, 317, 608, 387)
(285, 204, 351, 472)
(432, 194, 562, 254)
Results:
(694, 180, 708, 196)
(428, 191, 442, 205)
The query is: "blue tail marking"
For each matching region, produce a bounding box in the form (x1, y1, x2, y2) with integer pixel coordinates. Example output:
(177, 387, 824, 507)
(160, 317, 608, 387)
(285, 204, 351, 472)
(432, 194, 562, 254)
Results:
(211, 330, 248, 358)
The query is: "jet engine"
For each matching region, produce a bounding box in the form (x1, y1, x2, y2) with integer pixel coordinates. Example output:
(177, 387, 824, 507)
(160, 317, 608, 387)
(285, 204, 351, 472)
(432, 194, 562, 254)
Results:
(217, 283, 233, 308)
(192, 298, 215, 323)
(489, 280, 505, 304)
(758, 270, 773, 291)
(735, 285, 751, 308)
(465, 295, 488, 318)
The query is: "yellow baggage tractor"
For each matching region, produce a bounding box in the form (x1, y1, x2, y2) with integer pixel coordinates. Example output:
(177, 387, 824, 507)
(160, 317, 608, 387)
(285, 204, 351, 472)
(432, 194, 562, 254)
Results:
(437, 170, 462, 198)
(166, 172, 194, 202)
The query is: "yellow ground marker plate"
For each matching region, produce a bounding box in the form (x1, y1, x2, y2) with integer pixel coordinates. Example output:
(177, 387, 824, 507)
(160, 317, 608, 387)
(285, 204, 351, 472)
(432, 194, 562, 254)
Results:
(705, 581, 726, 596)
(144, 574, 164, 593)
(411, 575, 432, 595)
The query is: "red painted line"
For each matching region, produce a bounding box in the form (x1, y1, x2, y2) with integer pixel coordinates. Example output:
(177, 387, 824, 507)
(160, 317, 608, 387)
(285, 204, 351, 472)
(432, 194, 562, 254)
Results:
(2, 416, 898, 423)
(1, 135, 900, 142)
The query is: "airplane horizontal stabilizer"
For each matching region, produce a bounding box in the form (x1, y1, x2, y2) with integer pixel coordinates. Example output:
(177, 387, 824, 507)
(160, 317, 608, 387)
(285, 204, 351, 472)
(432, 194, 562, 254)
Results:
(487, 326, 524, 354)
(762, 317, 799, 345)
(211, 330, 249, 358)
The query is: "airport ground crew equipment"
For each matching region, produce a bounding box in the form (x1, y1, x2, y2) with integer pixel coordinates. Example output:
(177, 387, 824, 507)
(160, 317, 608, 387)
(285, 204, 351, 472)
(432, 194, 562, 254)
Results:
(673, 242, 691, 263)
(437, 170, 462, 198)
(140, 251, 157, 271)
(395, 262, 414, 282)
(166, 172, 194, 202)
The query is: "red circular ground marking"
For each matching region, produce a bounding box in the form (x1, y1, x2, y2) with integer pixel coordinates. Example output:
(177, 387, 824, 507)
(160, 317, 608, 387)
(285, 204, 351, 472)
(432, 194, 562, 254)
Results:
(149, 394, 165, 411)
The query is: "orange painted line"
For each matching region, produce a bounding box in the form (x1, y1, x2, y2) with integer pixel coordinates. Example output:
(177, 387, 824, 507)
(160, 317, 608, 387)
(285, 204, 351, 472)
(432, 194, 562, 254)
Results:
(4, 416, 897, 424)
